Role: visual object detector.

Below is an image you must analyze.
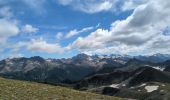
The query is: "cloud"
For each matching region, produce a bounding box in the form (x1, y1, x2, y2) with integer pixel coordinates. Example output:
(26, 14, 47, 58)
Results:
(0, 6, 20, 45)
(66, 0, 170, 55)
(96, 23, 101, 28)
(56, 32, 63, 40)
(21, 24, 39, 33)
(0, 6, 21, 60)
(108, 0, 170, 46)
(1, 0, 170, 56)
(27, 38, 66, 53)
(0, 19, 19, 43)
(83, 45, 144, 55)
(57, 0, 148, 13)
(121, 0, 147, 11)
(65, 29, 79, 39)
(57, 0, 115, 13)
(65, 26, 94, 38)
(0, 0, 46, 14)
(0, 6, 13, 18)
(9, 53, 24, 59)
(69, 29, 111, 50)
(22, 0, 46, 13)
(77, 1, 113, 13)
(6, 37, 69, 55)
(0, 41, 26, 59)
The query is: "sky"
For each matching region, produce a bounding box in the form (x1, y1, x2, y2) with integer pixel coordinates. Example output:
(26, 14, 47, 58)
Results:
(0, 0, 170, 59)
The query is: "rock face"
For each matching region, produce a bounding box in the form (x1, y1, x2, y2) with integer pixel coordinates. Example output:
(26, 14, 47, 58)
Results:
(0, 54, 127, 84)
(74, 70, 131, 89)
(127, 67, 170, 86)
(0, 56, 93, 83)
(0, 53, 170, 86)
(134, 53, 170, 63)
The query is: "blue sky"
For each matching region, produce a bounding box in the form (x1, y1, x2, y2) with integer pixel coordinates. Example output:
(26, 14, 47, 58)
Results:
(0, 0, 170, 59)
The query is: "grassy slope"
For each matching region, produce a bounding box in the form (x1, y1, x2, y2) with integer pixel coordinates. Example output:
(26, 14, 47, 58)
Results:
(0, 77, 125, 100)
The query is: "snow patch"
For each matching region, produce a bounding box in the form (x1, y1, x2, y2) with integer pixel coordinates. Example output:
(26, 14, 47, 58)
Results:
(46, 59, 52, 62)
(110, 84, 119, 88)
(139, 83, 146, 87)
(122, 84, 126, 87)
(145, 85, 159, 93)
(161, 84, 165, 86)
(88, 57, 93, 61)
(145, 65, 165, 71)
(152, 67, 165, 71)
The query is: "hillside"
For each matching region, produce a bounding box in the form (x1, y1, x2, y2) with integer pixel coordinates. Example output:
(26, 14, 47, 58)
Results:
(0, 77, 125, 100)
(74, 66, 170, 100)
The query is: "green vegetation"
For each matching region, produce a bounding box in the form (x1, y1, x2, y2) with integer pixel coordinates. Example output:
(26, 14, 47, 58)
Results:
(0, 77, 124, 100)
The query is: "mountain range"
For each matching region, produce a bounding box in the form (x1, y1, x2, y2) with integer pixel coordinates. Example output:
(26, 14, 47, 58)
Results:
(1, 53, 170, 100)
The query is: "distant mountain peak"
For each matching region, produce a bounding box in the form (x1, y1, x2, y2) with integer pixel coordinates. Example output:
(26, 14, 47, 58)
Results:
(72, 53, 91, 60)
(29, 56, 45, 63)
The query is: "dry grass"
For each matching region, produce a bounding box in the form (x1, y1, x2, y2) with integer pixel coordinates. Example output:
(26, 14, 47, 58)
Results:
(0, 77, 125, 100)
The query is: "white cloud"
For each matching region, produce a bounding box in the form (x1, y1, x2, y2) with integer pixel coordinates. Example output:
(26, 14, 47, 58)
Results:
(79, 27, 94, 33)
(65, 29, 79, 39)
(0, 6, 22, 46)
(96, 23, 101, 28)
(83, 45, 144, 55)
(66, 0, 170, 55)
(69, 29, 111, 50)
(0, 6, 21, 59)
(10, 42, 28, 52)
(0, 19, 19, 43)
(56, 32, 63, 40)
(0, 7, 19, 39)
(27, 38, 66, 53)
(65, 26, 94, 38)
(109, 0, 170, 46)
(78, 1, 113, 13)
(121, 0, 147, 11)
(57, 0, 115, 13)
(57, 0, 148, 13)
(22, 24, 39, 33)
(9, 53, 24, 59)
